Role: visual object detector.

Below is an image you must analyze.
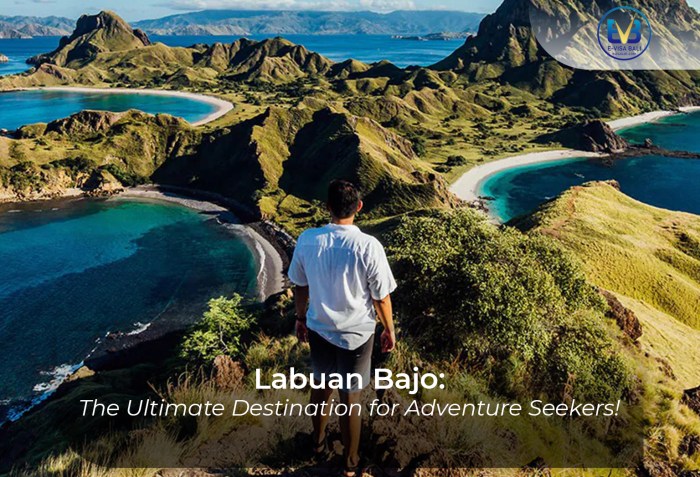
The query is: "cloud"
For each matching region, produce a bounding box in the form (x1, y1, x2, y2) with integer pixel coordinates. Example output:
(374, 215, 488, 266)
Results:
(153, 0, 415, 12)
(358, 0, 415, 11)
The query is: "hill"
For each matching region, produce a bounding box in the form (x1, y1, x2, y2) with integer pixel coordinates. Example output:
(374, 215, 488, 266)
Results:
(517, 181, 700, 382)
(133, 10, 485, 36)
(0, 15, 73, 38)
(1, 11, 336, 88)
(26, 11, 151, 68)
(433, 0, 700, 114)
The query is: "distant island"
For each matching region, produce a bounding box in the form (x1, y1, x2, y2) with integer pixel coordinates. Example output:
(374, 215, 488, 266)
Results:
(133, 10, 485, 36)
(0, 10, 486, 38)
(0, 15, 73, 38)
(392, 32, 472, 41)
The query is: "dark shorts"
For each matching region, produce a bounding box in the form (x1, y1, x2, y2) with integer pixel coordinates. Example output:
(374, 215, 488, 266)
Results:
(308, 330, 374, 393)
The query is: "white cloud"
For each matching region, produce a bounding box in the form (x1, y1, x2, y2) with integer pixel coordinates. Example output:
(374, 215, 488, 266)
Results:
(358, 0, 415, 12)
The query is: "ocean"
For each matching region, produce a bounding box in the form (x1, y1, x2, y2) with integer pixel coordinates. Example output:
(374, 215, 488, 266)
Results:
(0, 198, 257, 424)
(480, 111, 700, 222)
(0, 89, 219, 130)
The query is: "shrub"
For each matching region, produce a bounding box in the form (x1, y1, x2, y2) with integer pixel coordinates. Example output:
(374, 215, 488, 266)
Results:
(445, 155, 468, 167)
(180, 294, 256, 366)
(49, 156, 97, 179)
(386, 209, 629, 402)
(8, 161, 45, 193)
(99, 164, 145, 187)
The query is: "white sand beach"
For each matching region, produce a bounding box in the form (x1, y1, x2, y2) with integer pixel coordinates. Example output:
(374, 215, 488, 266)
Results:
(450, 107, 700, 204)
(608, 106, 700, 131)
(450, 150, 603, 202)
(20, 86, 234, 126)
(116, 187, 285, 301)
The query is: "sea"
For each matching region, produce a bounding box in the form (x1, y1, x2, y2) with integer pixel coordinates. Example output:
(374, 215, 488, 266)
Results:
(0, 89, 219, 130)
(0, 34, 463, 77)
(480, 111, 700, 222)
(0, 198, 257, 424)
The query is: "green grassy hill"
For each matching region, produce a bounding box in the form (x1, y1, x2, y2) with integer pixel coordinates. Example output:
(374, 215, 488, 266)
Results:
(519, 181, 700, 331)
(514, 182, 700, 472)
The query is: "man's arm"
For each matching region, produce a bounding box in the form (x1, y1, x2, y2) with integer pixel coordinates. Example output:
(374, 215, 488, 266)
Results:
(294, 285, 310, 342)
(373, 294, 396, 352)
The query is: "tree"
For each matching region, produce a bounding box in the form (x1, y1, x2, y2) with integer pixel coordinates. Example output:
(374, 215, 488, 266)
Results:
(180, 294, 256, 366)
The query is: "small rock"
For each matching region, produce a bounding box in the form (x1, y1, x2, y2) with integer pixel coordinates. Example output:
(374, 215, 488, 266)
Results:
(599, 289, 643, 342)
(523, 457, 551, 477)
(682, 386, 700, 416)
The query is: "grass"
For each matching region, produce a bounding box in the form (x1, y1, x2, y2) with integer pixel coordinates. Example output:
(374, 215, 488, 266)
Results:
(517, 181, 700, 472)
(618, 295, 700, 389)
(521, 181, 700, 331)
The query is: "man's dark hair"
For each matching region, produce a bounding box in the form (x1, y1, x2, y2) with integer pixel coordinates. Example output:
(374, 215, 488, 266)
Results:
(327, 179, 361, 219)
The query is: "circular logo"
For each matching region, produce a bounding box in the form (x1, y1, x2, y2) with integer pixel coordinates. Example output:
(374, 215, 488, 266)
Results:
(597, 6, 652, 61)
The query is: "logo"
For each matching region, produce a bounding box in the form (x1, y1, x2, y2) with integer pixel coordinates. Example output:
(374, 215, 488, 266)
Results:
(597, 6, 652, 61)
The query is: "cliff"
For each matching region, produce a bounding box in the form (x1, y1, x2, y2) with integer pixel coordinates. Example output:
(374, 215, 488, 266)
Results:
(433, 0, 700, 114)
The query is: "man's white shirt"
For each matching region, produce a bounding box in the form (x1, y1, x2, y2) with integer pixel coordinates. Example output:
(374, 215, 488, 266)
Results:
(288, 223, 397, 350)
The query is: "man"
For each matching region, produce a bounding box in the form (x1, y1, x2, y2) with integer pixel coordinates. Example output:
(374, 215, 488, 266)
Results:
(288, 179, 397, 476)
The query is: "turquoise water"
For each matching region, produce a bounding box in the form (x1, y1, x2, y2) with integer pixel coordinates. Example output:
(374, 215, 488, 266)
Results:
(0, 198, 257, 423)
(0, 89, 218, 130)
(0, 34, 461, 76)
(617, 111, 700, 152)
(480, 112, 700, 222)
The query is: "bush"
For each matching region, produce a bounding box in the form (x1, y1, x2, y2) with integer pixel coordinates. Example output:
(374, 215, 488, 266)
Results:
(445, 155, 468, 167)
(386, 209, 630, 402)
(8, 161, 45, 193)
(99, 164, 145, 187)
(49, 156, 97, 179)
(180, 294, 256, 366)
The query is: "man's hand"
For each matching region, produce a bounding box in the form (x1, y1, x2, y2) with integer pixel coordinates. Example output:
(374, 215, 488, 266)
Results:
(293, 285, 310, 343)
(380, 328, 396, 353)
(296, 319, 308, 343)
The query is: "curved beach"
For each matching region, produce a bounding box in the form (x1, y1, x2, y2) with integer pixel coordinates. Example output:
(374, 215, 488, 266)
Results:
(18, 86, 234, 126)
(450, 108, 700, 204)
(116, 187, 285, 301)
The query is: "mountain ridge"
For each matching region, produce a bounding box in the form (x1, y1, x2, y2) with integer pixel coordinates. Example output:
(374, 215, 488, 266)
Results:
(0, 10, 485, 38)
(133, 10, 485, 36)
(0, 15, 73, 39)
(433, 0, 700, 113)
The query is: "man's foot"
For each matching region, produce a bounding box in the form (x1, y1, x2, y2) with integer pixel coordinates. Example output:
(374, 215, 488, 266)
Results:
(342, 456, 363, 477)
(312, 432, 331, 461)
(341, 464, 362, 477)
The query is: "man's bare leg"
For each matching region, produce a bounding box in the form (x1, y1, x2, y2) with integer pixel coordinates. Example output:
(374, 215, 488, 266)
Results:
(339, 390, 362, 472)
(311, 387, 334, 449)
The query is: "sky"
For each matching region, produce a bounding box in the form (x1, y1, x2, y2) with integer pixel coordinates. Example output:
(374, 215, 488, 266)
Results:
(2, 0, 700, 22)
(3, 0, 504, 21)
